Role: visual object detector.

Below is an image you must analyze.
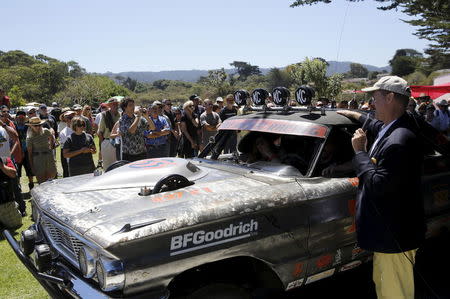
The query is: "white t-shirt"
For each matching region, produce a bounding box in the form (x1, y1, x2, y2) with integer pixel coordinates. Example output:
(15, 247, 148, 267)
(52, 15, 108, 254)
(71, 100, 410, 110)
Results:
(59, 126, 73, 146)
(0, 126, 11, 159)
(95, 113, 103, 125)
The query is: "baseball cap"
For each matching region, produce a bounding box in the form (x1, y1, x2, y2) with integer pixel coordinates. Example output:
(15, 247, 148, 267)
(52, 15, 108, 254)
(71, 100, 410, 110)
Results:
(52, 102, 59, 107)
(107, 97, 119, 104)
(362, 76, 411, 97)
(16, 110, 26, 116)
(39, 104, 47, 109)
(216, 97, 223, 103)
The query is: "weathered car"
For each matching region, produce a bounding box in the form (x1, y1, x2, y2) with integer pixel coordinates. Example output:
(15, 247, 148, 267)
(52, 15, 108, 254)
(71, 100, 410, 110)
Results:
(3, 103, 450, 298)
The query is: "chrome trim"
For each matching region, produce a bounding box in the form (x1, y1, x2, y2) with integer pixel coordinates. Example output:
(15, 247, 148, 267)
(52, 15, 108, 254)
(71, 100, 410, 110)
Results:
(79, 246, 98, 278)
(97, 255, 125, 292)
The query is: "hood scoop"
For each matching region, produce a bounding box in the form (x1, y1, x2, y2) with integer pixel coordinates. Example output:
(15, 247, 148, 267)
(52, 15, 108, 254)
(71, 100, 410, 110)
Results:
(65, 158, 206, 193)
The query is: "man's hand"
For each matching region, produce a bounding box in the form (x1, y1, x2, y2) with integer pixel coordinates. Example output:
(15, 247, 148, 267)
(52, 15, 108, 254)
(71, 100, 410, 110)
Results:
(337, 110, 362, 121)
(352, 128, 367, 152)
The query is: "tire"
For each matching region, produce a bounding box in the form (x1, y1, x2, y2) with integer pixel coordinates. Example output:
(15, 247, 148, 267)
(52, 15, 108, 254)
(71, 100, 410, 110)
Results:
(105, 160, 130, 172)
(187, 283, 251, 299)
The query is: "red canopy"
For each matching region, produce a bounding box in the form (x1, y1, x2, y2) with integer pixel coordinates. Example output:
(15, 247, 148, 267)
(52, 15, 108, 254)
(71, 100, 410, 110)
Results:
(410, 83, 450, 99)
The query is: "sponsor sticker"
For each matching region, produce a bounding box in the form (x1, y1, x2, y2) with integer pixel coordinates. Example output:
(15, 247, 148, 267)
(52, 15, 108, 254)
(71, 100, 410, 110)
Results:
(305, 268, 335, 285)
(286, 278, 304, 290)
(170, 219, 258, 256)
(128, 158, 176, 169)
(292, 262, 304, 278)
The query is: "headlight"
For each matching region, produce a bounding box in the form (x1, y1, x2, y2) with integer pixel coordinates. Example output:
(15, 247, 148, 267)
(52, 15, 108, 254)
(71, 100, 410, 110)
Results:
(96, 256, 125, 292)
(78, 246, 97, 278)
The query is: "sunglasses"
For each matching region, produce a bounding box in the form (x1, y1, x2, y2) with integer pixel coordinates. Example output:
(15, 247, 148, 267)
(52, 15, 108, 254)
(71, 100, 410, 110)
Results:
(76, 123, 86, 127)
(1, 110, 9, 113)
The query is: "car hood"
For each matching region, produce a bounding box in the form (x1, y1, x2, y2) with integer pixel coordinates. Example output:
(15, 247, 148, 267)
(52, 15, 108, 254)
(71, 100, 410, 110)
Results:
(32, 158, 305, 248)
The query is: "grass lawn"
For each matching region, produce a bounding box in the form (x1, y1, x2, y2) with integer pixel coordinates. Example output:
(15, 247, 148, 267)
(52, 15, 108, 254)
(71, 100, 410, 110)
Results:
(0, 136, 101, 299)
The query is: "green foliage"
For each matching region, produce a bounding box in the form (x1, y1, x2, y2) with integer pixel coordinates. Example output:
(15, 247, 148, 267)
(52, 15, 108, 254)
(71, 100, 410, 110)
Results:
(301, 57, 329, 98)
(229, 61, 261, 81)
(389, 49, 423, 76)
(54, 75, 130, 107)
(198, 68, 235, 98)
(404, 71, 429, 85)
(326, 74, 344, 99)
(348, 63, 369, 78)
(0, 50, 127, 107)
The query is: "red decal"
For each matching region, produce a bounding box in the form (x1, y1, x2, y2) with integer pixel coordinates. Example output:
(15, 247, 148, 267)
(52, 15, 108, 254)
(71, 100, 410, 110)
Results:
(316, 255, 332, 268)
(202, 187, 213, 193)
(188, 189, 201, 196)
(348, 177, 359, 187)
(292, 262, 304, 278)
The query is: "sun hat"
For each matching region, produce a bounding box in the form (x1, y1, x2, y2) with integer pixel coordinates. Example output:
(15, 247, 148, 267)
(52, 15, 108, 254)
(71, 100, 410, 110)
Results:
(361, 76, 411, 97)
(60, 110, 76, 121)
(26, 117, 46, 126)
(438, 99, 448, 106)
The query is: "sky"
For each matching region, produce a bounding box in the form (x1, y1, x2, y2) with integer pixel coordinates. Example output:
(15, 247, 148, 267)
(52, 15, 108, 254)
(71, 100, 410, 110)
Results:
(2, 0, 429, 73)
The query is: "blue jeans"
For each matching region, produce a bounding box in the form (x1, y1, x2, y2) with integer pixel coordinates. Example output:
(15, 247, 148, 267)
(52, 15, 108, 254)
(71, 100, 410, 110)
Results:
(146, 143, 170, 159)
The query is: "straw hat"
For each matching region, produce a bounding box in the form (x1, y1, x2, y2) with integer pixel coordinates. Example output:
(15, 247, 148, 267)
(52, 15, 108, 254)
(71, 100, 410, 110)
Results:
(60, 110, 76, 122)
(26, 117, 46, 126)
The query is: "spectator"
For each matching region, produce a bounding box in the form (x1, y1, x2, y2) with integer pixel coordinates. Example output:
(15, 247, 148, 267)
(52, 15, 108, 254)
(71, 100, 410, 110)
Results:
(212, 103, 221, 113)
(39, 104, 58, 137)
(63, 117, 96, 176)
(337, 100, 348, 109)
(50, 102, 62, 126)
(330, 100, 337, 109)
(0, 106, 21, 164)
(162, 99, 178, 157)
(200, 99, 221, 151)
(190, 95, 204, 153)
(109, 119, 122, 161)
(73, 104, 92, 135)
(26, 117, 57, 183)
(338, 76, 425, 299)
(82, 105, 94, 135)
(219, 94, 238, 153)
(348, 99, 358, 110)
(0, 87, 11, 108)
(215, 97, 224, 110)
(27, 107, 37, 118)
(417, 102, 427, 120)
(0, 157, 22, 229)
(119, 98, 148, 162)
(407, 98, 417, 114)
(98, 98, 121, 169)
(59, 110, 76, 178)
(173, 108, 183, 156)
(179, 100, 199, 158)
(13, 110, 34, 190)
(425, 104, 440, 129)
(144, 102, 170, 158)
(94, 103, 108, 138)
(434, 99, 449, 134)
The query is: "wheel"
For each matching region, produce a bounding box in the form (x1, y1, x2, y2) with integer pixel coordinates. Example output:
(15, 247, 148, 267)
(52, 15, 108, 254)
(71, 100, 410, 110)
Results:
(105, 160, 130, 172)
(152, 174, 193, 194)
(187, 283, 251, 299)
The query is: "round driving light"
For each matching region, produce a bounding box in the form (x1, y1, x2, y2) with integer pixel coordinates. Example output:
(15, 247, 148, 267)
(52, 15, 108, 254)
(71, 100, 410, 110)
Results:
(272, 87, 290, 106)
(96, 256, 125, 292)
(233, 90, 250, 106)
(78, 246, 97, 278)
(251, 88, 269, 106)
(34, 244, 52, 272)
(295, 86, 315, 105)
(20, 229, 37, 256)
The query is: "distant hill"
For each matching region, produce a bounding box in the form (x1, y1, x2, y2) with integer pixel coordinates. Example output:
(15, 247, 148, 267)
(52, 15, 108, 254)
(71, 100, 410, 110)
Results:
(103, 61, 390, 83)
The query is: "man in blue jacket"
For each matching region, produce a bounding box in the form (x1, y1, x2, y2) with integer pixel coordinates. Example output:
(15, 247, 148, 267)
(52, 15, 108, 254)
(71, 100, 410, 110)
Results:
(338, 76, 425, 299)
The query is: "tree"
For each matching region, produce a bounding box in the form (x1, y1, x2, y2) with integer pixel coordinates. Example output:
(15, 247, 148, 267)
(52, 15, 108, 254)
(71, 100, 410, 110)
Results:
(290, 0, 449, 71)
(348, 63, 369, 78)
(230, 61, 261, 81)
(389, 48, 423, 76)
(301, 57, 328, 98)
(266, 68, 291, 91)
(198, 68, 234, 97)
(326, 73, 344, 99)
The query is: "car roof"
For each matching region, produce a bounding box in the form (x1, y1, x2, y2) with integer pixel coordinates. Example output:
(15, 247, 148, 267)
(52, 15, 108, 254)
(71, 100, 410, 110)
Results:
(230, 110, 358, 126)
(219, 109, 358, 139)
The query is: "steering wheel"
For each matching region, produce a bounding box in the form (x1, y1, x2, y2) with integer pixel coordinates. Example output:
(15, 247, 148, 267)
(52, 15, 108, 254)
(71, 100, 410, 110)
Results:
(152, 174, 193, 194)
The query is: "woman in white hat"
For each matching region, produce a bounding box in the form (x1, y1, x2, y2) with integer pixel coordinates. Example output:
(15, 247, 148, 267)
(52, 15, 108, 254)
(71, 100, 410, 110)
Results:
(26, 117, 57, 183)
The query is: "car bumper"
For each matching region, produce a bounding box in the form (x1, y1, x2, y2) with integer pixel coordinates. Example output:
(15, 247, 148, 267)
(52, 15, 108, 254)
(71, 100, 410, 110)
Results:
(2, 229, 169, 299)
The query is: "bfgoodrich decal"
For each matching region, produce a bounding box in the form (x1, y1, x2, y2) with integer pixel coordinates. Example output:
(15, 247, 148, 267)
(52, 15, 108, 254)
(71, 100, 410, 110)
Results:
(170, 219, 258, 256)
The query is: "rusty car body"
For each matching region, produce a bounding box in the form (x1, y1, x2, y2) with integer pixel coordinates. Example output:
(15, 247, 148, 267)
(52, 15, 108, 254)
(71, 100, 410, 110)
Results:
(3, 108, 450, 298)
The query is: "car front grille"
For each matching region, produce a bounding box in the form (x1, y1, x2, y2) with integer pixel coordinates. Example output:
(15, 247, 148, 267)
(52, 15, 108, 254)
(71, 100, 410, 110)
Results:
(40, 217, 84, 267)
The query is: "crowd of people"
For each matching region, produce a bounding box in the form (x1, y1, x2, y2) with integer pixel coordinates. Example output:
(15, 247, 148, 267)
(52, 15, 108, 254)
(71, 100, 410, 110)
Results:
(0, 84, 449, 230)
